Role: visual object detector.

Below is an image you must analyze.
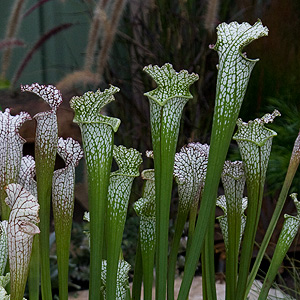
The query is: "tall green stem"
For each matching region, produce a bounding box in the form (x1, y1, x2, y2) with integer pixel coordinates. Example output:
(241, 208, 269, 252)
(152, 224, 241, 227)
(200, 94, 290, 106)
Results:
(233, 111, 280, 300)
(134, 169, 156, 300)
(246, 132, 300, 296)
(131, 236, 143, 300)
(216, 161, 246, 300)
(105, 145, 142, 300)
(52, 138, 83, 300)
(28, 236, 39, 300)
(70, 86, 121, 300)
(101, 259, 131, 300)
(144, 63, 199, 300)
(178, 21, 268, 299)
(258, 194, 300, 300)
(202, 210, 217, 300)
(21, 83, 63, 300)
(168, 143, 209, 300)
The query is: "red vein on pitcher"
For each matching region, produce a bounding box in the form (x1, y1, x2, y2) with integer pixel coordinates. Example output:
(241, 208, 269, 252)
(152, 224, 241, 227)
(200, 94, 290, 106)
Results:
(0, 108, 31, 220)
(5, 183, 40, 300)
(18, 155, 38, 300)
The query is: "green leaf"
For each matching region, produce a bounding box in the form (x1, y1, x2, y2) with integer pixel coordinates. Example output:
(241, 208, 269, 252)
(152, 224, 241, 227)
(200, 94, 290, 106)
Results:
(21, 83, 63, 300)
(143, 63, 199, 106)
(144, 63, 198, 300)
(101, 260, 131, 300)
(105, 146, 142, 299)
(178, 20, 268, 300)
(233, 110, 280, 300)
(258, 193, 300, 300)
(70, 85, 121, 131)
(0, 221, 8, 276)
(70, 86, 120, 300)
(168, 143, 209, 300)
(134, 169, 156, 300)
(52, 137, 83, 300)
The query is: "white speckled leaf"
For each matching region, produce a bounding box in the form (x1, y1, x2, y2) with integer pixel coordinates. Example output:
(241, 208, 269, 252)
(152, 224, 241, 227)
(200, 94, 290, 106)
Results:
(71, 86, 119, 292)
(108, 146, 142, 224)
(4, 183, 40, 300)
(276, 193, 300, 255)
(210, 21, 268, 137)
(112, 145, 143, 177)
(213, 21, 268, 56)
(143, 63, 199, 106)
(0, 272, 10, 289)
(70, 85, 121, 132)
(101, 259, 130, 300)
(290, 132, 300, 163)
(233, 110, 280, 181)
(260, 193, 300, 299)
(216, 195, 248, 251)
(174, 143, 209, 213)
(221, 161, 245, 212)
(20, 83, 62, 111)
(145, 150, 154, 159)
(18, 156, 37, 198)
(52, 137, 83, 223)
(21, 84, 62, 171)
(0, 109, 31, 205)
(104, 146, 142, 298)
(0, 273, 12, 299)
(144, 64, 198, 155)
(134, 169, 156, 252)
(83, 211, 90, 222)
(0, 286, 10, 300)
(0, 221, 8, 276)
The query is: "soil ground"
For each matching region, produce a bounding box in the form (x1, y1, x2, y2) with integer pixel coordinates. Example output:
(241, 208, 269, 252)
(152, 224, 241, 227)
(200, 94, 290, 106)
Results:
(68, 276, 289, 300)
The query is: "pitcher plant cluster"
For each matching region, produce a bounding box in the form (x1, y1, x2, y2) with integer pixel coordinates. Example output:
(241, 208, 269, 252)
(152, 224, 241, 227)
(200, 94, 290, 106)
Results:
(0, 20, 299, 300)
